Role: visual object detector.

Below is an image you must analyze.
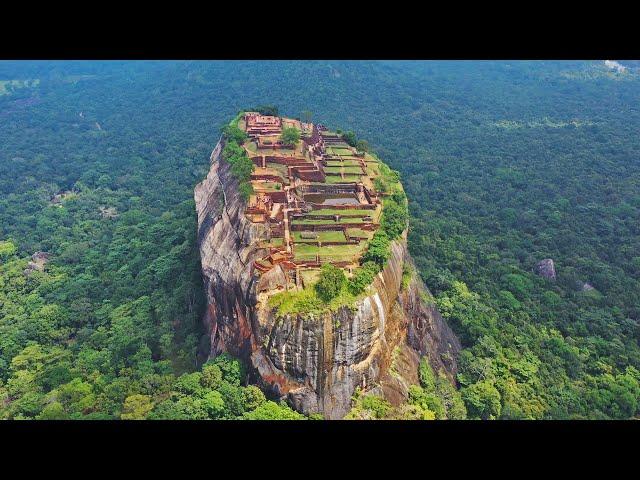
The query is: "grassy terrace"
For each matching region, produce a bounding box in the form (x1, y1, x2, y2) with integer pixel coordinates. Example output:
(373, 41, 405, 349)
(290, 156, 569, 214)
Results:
(324, 166, 364, 174)
(293, 231, 347, 242)
(325, 160, 362, 167)
(325, 175, 362, 184)
(366, 165, 380, 176)
(262, 237, 284, 248)
(253, 181, 282, 192)
(346, 228, 373, 239)
(293, 218, 342, 225)
(294, 217, 369, 225)
(293, 243, 365, 262)
(326, 147, 353, 156)
(266, 162, 290, 177)
(300, 269, 321, 287)
(245, 141, 258, 153)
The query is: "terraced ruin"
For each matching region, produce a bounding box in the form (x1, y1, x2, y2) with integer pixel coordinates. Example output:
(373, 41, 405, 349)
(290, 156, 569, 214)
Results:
(239, 112, 385, 289)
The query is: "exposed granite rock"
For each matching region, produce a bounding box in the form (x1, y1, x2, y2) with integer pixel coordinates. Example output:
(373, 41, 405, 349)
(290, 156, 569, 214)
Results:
(23, 251, 50, 276)
(194, 139, 461, 419)
(535, 258, 556, 281)
(580, 282, 595, 291)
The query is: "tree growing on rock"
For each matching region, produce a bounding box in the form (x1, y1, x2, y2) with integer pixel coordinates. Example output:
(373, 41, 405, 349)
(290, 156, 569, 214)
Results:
(281, 127, 301, 146)
(315, 264, 346, 302)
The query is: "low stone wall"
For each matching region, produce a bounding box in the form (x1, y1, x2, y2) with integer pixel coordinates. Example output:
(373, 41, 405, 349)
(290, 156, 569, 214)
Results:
(251, 174, 284, 183)
(265, 156, 308, 166)
(265, 192, 287, 203)
(294, 169, 325, 182)
(293, 214, 338, 221)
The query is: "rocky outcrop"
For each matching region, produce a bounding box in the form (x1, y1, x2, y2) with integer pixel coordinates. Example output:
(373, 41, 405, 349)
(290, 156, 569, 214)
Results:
(580, 282, 595, 292)
(194, 139, 461, 419)
(23, 251, 50, 276)
(535, 258, 556, 281)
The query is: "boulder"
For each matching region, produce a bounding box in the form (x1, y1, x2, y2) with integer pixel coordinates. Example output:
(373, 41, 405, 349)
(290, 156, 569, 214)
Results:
(535, 258, 556, 281)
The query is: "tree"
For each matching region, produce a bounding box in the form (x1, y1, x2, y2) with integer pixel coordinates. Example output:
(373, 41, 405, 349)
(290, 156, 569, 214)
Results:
(254, 105, 279, 116)
(355, 139, 369, 153)
(348, 261, 379, 295)
(362, 231, 390, 267)
(209, 353, 245, 386)
(55, 378, 96, 415)
(174, 372, 204, 396)
(389, 403, 436, 420)
(345, 393, 392, 419)
(462, 380, 502, 419)
(217, 381, 246, 419)
(342, 131, 357, 147)
(222, 124, 248, 144)
(201, 364, 223, 390)
(315, 264, 347, 302)
(121, 394, 154, 420)
(408, 384, 445, 419)
(241, 401, 305, 420)
(201, 390, 225, 419)
(281, 127, 301, 146)
(148, 400, 188, 420)
(381, 197, 408, 239)
(0, 240, 17, 260)
(37, 401, 68, 420)
(242, 385, 266, 411)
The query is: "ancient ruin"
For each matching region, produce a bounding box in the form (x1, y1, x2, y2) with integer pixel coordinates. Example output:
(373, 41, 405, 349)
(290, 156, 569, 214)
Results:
(239, 112, 383, 289)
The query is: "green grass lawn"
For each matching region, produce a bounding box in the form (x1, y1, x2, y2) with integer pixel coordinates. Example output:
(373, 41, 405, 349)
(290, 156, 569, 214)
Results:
(253, 181, 281, 191)
(300, 269, 321, 288)
(346, 228, 372, 239)
(324, 160, 361, 168)
(325, 174, 361, 183)
(264, 237, 284, 248)
(325, 175, 361, 184)
(293, 230, 346, 242)
(326, 146, 349, 155)
(265, 163, 291, 184)
(295, 216, 369, 225)
(293, 218, 340, 225)
(342, 167, 364, 174)
(293, 243, 364, 262)
(329, 147, 354, 156)
(366, 166, 380, 176)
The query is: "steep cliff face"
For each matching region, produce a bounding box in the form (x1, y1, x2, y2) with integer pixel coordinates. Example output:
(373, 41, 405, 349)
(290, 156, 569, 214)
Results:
(195, 140, 461, 419)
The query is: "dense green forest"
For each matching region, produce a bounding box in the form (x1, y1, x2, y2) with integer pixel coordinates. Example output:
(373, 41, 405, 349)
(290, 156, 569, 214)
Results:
(1, 61, 639, 419)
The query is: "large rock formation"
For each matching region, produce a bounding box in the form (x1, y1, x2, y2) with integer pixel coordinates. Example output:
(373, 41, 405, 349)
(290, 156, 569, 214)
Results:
(535, 258, 557, 281)
(194, 140, 461, 419)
